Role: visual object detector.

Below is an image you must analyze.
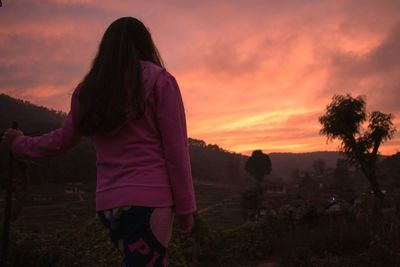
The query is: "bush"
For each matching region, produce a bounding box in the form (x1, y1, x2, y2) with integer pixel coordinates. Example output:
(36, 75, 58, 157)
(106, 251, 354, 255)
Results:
(169, 213, 218, 267)
(298, 203, 321, 227)
(8, 230, 60, 267)
(5, 213, 217, 267)
(212, 213, 290, 266)
(5, 202, 400, 267)
(6, 218, 120, 267)
(277, 206, 400, 267)
(240, 185, 264, 221)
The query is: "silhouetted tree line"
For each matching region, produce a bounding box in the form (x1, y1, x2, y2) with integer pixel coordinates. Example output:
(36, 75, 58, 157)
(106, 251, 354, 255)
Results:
(1, 93, 398, 192)
(188, 138, 249, 184)
(377, 152, 400, 188)
(0, 94, 249, 188)
(0, 94, 66, 134)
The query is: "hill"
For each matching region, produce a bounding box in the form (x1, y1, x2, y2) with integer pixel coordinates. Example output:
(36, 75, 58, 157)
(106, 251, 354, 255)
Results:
(0, 93, 249, 187)
(269, 151, 341, 181)
(0, 93, 65, 133)
(5, 93, 393, 186)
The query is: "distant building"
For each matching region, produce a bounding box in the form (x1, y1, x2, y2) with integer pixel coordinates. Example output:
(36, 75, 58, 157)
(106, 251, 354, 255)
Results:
(325, 202, 342, 212)
(64, 182, 86, 195)
(266, 185, 287, 193)
(30, 194, 53, 202)
(324, 198, 351, 212)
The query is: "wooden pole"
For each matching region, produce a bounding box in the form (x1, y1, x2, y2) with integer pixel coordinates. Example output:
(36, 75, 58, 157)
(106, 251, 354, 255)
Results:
(0, 121, 18, 267)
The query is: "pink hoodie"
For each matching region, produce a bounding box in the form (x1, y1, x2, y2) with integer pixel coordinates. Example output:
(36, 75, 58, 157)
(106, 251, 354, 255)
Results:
(11, 61, 197, 215)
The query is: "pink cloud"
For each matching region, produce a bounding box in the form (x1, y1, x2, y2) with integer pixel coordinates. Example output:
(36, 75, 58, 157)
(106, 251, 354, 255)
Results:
(0, 0, 399, 155)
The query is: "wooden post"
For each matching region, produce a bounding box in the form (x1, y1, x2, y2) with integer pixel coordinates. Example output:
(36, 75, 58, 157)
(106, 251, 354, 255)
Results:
(0, 121, 18, 267)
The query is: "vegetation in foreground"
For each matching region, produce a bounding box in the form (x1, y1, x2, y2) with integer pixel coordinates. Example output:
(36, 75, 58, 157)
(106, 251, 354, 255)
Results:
(1, 94, 398, 266)
(3, 195, 400, 267)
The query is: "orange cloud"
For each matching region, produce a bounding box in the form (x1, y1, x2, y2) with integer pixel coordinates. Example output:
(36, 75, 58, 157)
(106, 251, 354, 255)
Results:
(0, 0, 399, 155)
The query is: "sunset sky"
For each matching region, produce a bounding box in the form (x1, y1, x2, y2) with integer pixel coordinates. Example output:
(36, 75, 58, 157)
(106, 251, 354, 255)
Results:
(1, 0, 399, 155)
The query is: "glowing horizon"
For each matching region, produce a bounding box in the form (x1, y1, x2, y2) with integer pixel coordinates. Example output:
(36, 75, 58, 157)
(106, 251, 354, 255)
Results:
(1, 0, 399, 156)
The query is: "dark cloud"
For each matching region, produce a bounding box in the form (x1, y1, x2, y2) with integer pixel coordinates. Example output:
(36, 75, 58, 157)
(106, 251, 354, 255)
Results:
(330, 25, 400, 77)
(326, 24, 400, 113)
(0, 32, 92, 90)
(0, 0, 399, 153)
(1, 0, 112, 27)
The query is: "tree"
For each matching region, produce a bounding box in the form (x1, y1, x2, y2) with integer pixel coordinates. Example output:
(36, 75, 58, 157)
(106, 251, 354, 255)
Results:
(226, 154, 241, 185)
(299, 171, 319, 195)
(312, 158, 326, 176)
(240, 186, 264, 221)
(291, 168, 301, 183)
(242, 150, 271, 220)
(333, 158, 350, 188)
(378, 152, 400, 188)
(319, 94, 396, 207)
(245, 150, 272, 184)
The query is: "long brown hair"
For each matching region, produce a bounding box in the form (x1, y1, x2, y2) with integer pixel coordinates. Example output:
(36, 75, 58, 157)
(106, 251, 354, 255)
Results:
(76, 17, 164, 136)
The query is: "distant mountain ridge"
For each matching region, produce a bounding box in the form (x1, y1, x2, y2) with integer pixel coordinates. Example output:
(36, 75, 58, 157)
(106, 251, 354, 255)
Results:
(0, 93, 249, 185)
(269, 151, 341, 181)
(1, 93, 343, 185)
(0, 93, 65, 134)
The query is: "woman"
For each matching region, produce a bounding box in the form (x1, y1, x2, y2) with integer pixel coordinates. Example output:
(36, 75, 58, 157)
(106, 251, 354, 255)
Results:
(1, 17, 196, 267)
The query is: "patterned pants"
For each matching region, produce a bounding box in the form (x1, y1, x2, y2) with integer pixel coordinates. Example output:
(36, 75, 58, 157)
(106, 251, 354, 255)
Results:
(97, 206, 174, 267)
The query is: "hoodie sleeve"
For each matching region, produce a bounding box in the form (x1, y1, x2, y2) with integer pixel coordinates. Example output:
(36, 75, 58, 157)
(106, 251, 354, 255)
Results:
(155, 71, 197, 215)
(11, 86, 82, 159)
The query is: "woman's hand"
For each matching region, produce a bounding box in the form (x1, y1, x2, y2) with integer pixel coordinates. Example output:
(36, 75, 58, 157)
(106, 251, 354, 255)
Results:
(1, 128, 24, 149)
(174, 213, 194, 235)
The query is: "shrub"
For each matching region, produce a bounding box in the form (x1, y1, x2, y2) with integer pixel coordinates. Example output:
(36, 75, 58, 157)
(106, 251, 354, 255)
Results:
(277, 206, 400, 267)
(5, 214, 218, 267)
(212, 213, 290, 266)
(169, 213, 218, 267)
(6, 218, 120, 267)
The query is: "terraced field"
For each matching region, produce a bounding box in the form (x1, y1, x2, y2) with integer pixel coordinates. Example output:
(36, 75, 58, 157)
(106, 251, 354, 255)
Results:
(3, 181, 365, 234)
(2, 181, 246, 232)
